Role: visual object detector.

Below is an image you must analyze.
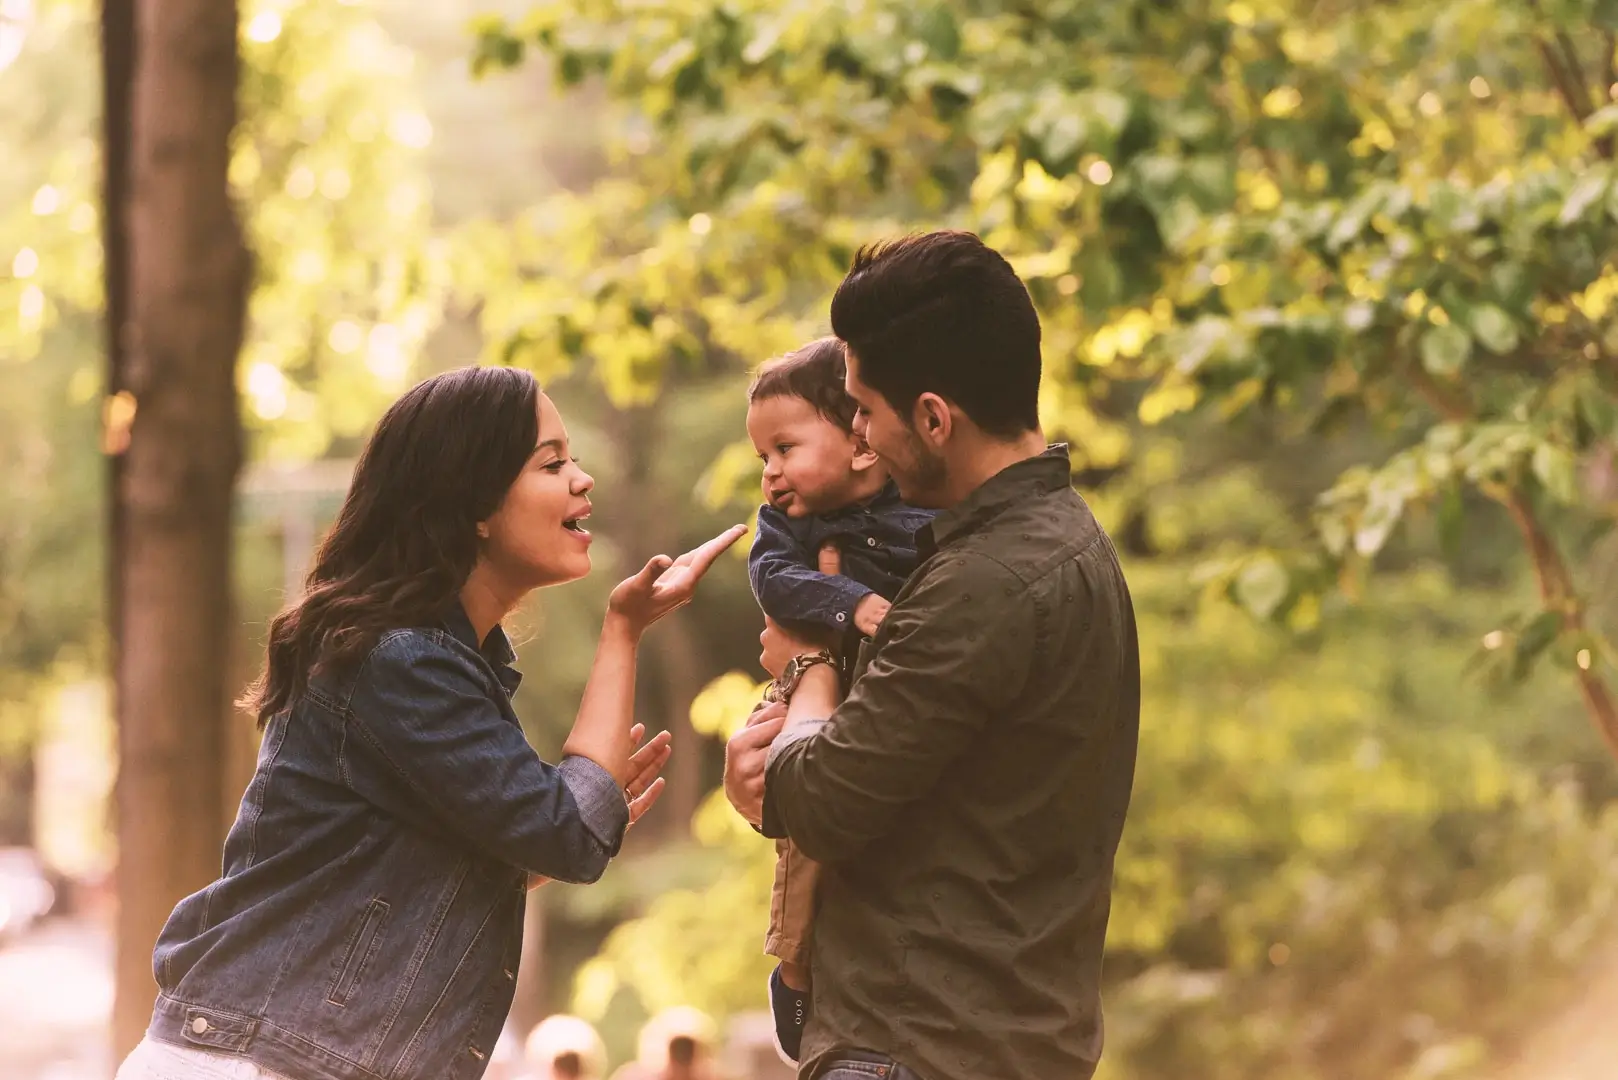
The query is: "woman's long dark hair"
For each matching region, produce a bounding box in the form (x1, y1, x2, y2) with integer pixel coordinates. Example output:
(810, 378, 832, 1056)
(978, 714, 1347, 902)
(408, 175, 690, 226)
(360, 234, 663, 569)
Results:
(242, 365, 541, 726)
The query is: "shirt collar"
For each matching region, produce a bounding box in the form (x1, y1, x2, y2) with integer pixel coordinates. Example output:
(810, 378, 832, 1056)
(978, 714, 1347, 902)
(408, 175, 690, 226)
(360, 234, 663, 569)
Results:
(865, 478, 905, 510)
(442, 600, 523, 693)
(919, 444, 1073, 556)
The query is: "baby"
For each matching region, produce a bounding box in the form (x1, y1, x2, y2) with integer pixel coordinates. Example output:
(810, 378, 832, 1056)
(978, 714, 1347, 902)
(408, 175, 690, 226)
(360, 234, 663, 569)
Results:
(744, 337, 936, 1063)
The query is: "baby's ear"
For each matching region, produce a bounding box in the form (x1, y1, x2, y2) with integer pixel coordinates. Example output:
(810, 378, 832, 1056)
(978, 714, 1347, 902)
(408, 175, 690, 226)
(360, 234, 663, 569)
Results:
(850, 435, 879, 473)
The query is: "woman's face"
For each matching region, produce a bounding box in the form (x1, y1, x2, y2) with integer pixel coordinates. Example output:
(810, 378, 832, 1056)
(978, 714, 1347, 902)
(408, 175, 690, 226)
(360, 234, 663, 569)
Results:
(479, 392, 596, 589)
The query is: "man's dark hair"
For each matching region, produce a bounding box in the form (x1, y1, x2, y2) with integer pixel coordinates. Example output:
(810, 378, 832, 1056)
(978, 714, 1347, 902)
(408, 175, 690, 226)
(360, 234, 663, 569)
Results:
(829, 230, 1041, 438)
(747, 336, 857, 433)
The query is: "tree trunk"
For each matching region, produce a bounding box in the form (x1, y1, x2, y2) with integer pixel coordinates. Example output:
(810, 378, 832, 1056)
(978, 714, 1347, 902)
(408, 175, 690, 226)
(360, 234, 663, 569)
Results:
(111, 0, 249, 1060)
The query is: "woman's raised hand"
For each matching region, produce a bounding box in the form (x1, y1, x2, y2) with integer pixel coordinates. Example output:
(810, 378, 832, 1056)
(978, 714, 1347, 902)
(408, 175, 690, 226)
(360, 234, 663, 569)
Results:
(607, 525, 747, 635)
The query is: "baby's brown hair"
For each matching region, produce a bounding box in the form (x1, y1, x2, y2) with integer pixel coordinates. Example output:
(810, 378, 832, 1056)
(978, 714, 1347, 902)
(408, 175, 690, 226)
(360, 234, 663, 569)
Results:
(747, 337, 857, 433)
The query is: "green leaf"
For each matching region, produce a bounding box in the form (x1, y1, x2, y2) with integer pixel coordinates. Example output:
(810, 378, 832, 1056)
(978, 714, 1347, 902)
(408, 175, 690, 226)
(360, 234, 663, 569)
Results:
(1586, 104, 1618, 138)
(1577, 381, 1618, 439)
(1353, 489, 1405, 557)
(1510, 611, 1563, 682)
(1558, 173, 1610, 226)
(1233, 555, 1290, 620)
(1081, 89, 1132, 136)
(1436, 484, 1465, 563)
(1468, 304, 1519, 355)
(1419, 324, 1472, 376)
(1531, 442, 1579, 503)
(916, 6, 962, 61)
(1489, 262, 1529, 305)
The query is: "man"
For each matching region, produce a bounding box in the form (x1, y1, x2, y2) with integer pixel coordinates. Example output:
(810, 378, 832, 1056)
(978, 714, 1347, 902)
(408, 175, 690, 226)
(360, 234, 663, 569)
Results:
(724, 231, 1141, 1080)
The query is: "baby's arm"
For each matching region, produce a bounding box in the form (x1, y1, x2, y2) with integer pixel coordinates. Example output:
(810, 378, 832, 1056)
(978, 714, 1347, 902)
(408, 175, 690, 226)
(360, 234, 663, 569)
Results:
(749, 506, 874, 636)
(817, 538, 890, 637)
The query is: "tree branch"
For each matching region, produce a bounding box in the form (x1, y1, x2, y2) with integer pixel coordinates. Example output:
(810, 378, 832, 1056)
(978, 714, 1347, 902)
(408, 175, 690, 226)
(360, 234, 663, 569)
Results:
(1555, 29, 1593, 111)
(1604, 31, 1616, 103)
(1538, 38, 1593, 122)
(1405, 361, 1618, 759)
(1525, 0, 1590, 114)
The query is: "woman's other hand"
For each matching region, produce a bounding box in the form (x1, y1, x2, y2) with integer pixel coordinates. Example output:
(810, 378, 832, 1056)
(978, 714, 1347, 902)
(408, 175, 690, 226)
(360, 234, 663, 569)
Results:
(607, 525, 747, 636)
(622, 721, 672, 826)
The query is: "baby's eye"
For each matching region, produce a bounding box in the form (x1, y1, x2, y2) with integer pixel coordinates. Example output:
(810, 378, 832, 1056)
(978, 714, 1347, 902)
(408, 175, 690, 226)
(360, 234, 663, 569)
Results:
(776, 443, 793, 454)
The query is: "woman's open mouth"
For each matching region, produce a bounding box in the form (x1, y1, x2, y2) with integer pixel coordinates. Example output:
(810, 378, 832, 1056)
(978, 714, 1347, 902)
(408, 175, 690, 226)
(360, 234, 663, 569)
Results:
(562, 513, 591, 539)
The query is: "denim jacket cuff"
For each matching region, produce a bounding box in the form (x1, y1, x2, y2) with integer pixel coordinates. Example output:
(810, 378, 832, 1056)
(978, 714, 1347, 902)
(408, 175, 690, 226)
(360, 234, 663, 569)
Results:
(558, 755, 630, 849)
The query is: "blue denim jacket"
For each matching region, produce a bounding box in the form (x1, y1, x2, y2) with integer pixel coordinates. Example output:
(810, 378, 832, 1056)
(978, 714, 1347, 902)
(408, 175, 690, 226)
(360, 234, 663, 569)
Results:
(748, 480, 936, 637)
(144, 604, 628, 1080)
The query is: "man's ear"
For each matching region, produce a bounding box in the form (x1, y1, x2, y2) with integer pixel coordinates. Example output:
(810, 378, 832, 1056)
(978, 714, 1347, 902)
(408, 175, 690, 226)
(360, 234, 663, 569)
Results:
(913, 392, 953, 448)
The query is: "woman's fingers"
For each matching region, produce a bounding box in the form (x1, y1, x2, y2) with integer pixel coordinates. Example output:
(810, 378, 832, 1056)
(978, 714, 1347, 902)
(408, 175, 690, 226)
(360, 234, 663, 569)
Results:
(627, 776, 666, 826)
(674, 525, 747, 577)
(624, 730, 672, 799)
(626, 741, 672, 791)
(636, 554, 674, 588)
(628, 726, 669, 760)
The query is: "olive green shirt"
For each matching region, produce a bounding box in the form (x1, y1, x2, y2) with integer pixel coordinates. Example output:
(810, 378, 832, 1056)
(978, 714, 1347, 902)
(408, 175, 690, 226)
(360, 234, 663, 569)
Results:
(762, 445, 1141, 1080)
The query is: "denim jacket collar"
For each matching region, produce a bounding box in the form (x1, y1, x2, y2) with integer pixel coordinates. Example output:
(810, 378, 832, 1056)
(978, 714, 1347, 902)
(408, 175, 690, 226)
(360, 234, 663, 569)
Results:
(442, 601, 522, 695)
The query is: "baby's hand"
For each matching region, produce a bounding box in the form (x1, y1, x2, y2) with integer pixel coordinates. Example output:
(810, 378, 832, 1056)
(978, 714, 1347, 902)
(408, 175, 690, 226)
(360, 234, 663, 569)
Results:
(853, 593, 891, 637)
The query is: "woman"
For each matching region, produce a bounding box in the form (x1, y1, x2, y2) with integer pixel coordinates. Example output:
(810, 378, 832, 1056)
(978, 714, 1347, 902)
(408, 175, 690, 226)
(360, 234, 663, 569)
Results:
(116, 366, 744, 1080)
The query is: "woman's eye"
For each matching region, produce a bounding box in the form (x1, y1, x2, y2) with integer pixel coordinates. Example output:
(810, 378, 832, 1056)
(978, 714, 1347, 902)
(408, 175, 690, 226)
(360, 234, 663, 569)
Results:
(544, 455, 581, 474)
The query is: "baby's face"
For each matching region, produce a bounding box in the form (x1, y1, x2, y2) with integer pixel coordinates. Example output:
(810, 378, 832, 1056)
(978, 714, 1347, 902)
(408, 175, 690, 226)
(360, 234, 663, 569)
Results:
(746, 394, 864, 518)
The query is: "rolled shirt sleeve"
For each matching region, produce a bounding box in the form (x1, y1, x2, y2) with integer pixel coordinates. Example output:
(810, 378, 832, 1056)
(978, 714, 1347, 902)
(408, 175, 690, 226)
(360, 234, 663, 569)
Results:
(556, 755, 630, 850)
(762, 553, 1036, 861)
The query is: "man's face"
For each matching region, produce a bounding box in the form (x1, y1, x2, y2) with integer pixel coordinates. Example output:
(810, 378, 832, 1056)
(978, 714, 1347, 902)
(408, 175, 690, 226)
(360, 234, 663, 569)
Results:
(844, 348, 948, 507)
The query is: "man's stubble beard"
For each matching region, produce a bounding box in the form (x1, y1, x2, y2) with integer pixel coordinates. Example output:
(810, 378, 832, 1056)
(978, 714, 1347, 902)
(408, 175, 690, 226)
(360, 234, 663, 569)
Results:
(897, 424, 948, 505)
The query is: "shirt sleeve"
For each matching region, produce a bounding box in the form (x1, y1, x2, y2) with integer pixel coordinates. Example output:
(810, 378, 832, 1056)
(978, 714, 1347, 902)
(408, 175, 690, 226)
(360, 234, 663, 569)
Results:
(760, 552, 1036, 861)
(343, 632, 630, 883)
(749, 505, 873, 632)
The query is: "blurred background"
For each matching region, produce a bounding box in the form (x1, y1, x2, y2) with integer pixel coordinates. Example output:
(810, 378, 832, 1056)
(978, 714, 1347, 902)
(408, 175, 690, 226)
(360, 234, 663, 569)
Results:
(3, 0, 1618, 1078)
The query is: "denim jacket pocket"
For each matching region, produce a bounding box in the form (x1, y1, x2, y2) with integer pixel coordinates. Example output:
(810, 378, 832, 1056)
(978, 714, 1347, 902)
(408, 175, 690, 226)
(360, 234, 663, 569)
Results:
(180, 1004, 258, 1053)
(327, 898, 391, 1007)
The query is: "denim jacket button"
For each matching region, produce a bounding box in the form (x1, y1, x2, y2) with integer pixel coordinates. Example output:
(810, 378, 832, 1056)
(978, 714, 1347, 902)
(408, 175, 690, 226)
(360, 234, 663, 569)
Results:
(867, 536, 877, 546)
(190, 1017, 209, 1035)
(835, 612, 846, 622)
(504, 968, 516, 981)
